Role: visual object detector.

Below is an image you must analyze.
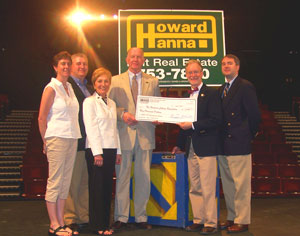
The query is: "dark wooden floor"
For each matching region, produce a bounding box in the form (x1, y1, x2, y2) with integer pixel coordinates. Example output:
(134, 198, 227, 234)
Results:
(1, 198, 300, 236)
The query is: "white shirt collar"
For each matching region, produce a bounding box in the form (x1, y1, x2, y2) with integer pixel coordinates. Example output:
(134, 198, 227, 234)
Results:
(226, 75, 238, 87)
(128, 70, 142, 79)
(197, 82, 203, 91)
(51, 77, 70, 88)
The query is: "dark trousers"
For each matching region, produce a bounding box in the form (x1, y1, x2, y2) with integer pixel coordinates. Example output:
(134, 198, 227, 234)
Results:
(85, 148, 116, 231)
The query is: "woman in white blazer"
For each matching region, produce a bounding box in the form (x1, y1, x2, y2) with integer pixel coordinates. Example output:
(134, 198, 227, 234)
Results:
(83, 67, 122, 235)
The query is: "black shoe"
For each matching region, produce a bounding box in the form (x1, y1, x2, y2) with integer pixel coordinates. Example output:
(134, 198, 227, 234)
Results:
(185, 223, 204, 232)
(67, 223, 79, 232)
(77, 223, 89, 229)
(126, 223, 136, 230)
(111, 221, 127, 231)
(135, 222, 152, 230)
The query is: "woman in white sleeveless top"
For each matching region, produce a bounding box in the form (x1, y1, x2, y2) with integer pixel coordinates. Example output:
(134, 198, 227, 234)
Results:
(38, 51, 81, 236)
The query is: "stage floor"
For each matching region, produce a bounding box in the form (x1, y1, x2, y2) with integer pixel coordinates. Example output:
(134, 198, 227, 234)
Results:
(1, 198, 300, 236)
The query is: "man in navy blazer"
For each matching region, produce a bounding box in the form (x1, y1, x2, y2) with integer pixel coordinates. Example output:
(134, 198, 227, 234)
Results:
(218, 54, 261, 233)
(64, 53, 93, 233)
(172, 60, 222, 235)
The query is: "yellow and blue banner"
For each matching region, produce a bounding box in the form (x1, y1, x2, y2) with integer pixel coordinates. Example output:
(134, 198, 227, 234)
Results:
(129, 153, 219, 228)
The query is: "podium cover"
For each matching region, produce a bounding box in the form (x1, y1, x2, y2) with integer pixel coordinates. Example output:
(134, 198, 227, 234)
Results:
(128, 152, 219, 227)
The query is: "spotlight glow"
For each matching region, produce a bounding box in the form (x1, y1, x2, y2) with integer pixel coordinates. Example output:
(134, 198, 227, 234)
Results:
(64, 8, 118, 69)
(67, 9, 118, 26)
(67, 9, 89, 26)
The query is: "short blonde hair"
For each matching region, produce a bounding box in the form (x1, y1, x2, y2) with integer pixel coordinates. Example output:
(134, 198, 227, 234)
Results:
(91, 67, 112, 85)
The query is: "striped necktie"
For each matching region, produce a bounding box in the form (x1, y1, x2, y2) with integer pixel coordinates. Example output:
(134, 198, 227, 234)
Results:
(131, 74, 138, 104)
(223, 83, 230, 98)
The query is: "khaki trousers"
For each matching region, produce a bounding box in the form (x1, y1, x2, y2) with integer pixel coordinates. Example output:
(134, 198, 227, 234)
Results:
(188, 145, 217, 228)
(64, 150, 89, 224)
(45, 137, 77, 203)
(114, 139, 152, 223)
(218, 154, 252, 224)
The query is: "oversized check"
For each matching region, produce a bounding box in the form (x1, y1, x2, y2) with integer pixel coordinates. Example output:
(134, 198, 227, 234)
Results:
(135, 95, 197, 123)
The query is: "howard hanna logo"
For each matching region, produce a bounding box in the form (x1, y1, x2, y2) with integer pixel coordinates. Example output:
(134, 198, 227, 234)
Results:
(126, 15, 217, 57)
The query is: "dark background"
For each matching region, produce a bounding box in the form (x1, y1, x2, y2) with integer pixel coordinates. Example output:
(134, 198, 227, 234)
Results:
(1, 0, 299, 110)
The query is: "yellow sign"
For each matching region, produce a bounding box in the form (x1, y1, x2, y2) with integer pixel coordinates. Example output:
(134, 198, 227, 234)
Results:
(119, 10, 225, 86)
(127, 15, 217, 57)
